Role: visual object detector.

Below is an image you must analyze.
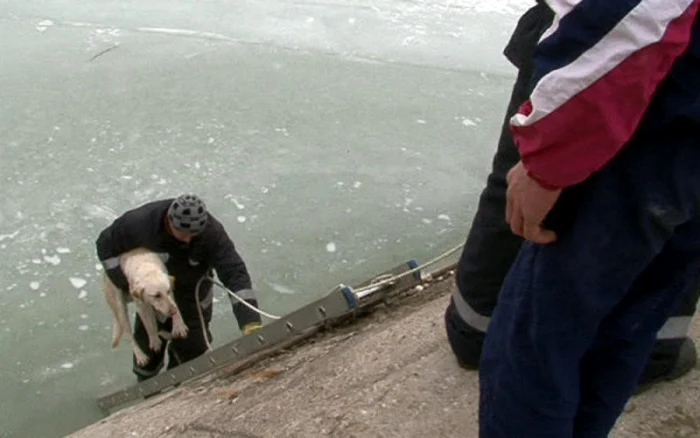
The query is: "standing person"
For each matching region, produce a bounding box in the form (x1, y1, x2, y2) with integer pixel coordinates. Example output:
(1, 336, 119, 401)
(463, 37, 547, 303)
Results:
(477, 1, 700, 436)
(444, 0, 698, 390)
(96, 194, 263, 381)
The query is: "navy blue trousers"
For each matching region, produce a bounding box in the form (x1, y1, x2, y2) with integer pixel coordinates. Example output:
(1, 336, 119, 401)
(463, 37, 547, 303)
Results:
(478, 120, 700, 438)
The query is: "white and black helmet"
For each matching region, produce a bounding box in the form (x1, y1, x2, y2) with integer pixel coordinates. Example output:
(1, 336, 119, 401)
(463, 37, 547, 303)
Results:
(167, 194, 209, 234)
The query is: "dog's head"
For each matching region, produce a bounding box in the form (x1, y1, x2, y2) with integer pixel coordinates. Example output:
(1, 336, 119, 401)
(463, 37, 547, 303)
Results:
(130, 274, 178, 317)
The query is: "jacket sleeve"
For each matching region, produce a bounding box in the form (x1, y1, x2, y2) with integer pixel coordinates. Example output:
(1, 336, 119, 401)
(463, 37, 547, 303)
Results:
(95, 213, 143, 292)
(207, 220, 262, 328)
(510, 0, 700, 189)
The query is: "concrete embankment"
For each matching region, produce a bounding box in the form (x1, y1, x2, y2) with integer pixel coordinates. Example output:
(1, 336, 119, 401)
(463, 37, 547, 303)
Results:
(68, 271, 700, 438)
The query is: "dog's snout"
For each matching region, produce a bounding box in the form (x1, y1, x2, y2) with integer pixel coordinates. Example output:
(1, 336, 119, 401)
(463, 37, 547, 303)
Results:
(169, 307, 178, 316)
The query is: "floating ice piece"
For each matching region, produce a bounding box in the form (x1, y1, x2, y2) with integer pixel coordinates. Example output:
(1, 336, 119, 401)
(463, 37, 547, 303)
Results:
(0, 230, 19, 242)
(416, 119, 427, 124)
(237, 216, 246, 223)
(30, 281, 40, 290)
(326, 242, 337, 253)
(44, 255, 61, 265)
(230, 198, 245, 210)
(36, 20, 54, 32)
(78, 290, 88, 299)
(269, 282, 297, 295)
(438, 214, 451, 221)
(69, 277, 87, 289)
(353, 181, 362, 189)
(462, 118, 477, 127)
(78, 325, 89, 331)
(60, 363, 74, 369)
(56, 247, 71, 254)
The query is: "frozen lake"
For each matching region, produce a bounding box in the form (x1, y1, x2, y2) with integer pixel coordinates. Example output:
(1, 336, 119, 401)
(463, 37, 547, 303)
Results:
(0, 0, 533, 436)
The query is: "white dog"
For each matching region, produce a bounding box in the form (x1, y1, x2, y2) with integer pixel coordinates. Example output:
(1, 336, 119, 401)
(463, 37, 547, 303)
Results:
(102, 247, 189, 366)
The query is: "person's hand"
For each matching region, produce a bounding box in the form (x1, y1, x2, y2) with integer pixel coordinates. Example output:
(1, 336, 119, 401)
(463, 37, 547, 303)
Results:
(242, 322, 262, 335)
(505, 161, 562, 244)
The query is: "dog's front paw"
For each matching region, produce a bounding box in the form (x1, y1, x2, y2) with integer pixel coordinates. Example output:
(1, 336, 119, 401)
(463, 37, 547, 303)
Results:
(134, 348, 150, 367)
(171, 321, 189, 339)
(148, 335, 163, 352)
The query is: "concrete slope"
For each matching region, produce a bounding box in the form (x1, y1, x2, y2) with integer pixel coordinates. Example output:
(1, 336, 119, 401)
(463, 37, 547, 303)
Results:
(68, 274, 700, 438)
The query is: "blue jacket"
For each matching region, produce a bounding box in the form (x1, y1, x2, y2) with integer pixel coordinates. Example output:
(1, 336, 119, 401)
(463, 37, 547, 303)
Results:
(507, 0, 700, 190)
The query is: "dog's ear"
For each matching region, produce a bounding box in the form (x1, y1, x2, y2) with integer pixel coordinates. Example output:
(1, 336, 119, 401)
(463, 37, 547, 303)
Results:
(168, 275, 176, 291)
(130, 285, 144, 301)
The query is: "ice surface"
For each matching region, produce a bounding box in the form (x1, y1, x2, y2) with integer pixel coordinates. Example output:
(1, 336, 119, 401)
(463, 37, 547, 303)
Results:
(0, 0, 526, 436)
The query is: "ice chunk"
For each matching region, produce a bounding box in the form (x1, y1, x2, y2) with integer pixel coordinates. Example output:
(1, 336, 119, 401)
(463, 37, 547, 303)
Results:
(237, 216, 246, 223)
(69, 277, 87, 289)
(462, 118, 477, 127)
(437, 214, 451, 221)
(269, 282, 297, 295)
(56, 247, 71, 254)
(78, 325, 89, 331)
(326, 242, 337, 253)
(78, 290, 88, 299)
(36, 20, 54, 32)
(29, 281, 40, 291)
(60, 363, 74, 369)
(0, 230, 19, 242)
(44, 255, 61, 265)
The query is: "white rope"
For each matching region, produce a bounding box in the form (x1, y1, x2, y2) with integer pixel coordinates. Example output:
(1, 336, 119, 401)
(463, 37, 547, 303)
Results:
(351, 243, 463, 295)
(208, 277, 282, 320)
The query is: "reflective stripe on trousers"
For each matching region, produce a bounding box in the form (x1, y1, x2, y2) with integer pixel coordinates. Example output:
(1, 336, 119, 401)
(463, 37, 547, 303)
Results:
(451, 289, 692, 339)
